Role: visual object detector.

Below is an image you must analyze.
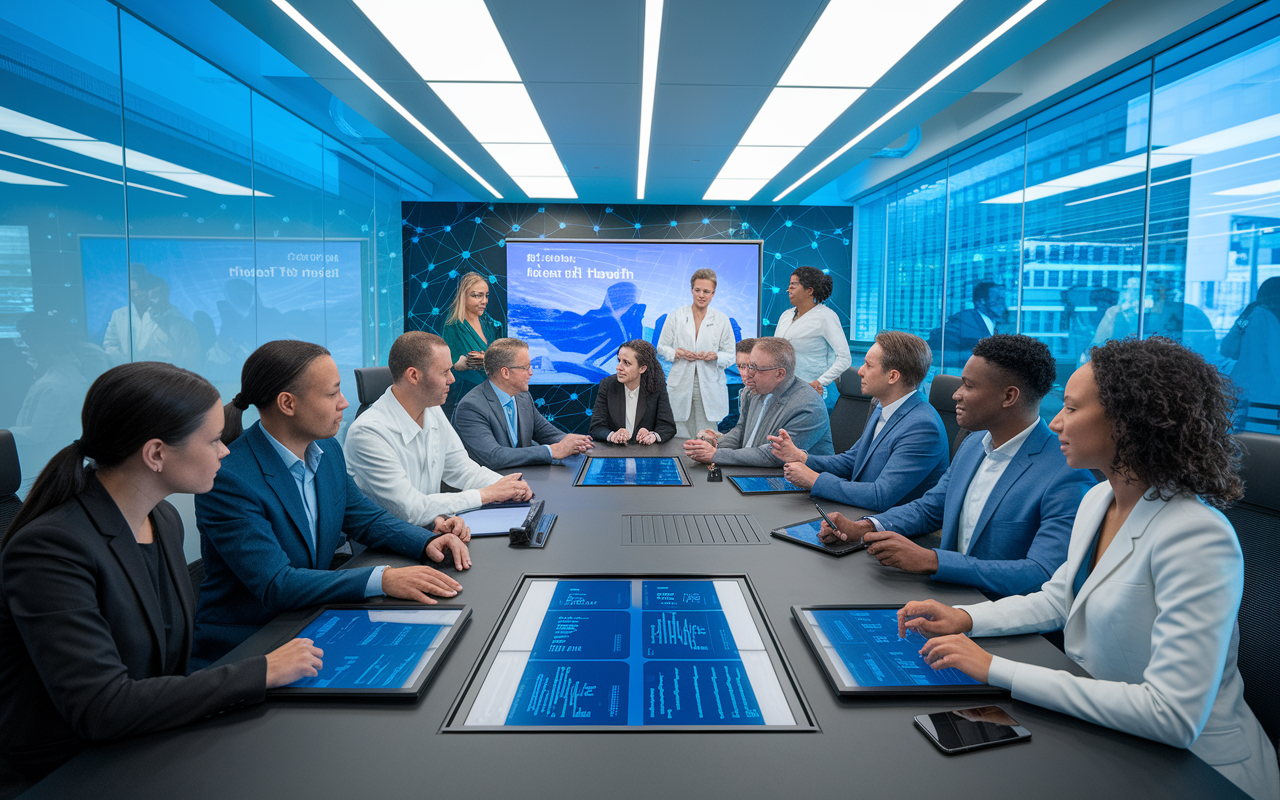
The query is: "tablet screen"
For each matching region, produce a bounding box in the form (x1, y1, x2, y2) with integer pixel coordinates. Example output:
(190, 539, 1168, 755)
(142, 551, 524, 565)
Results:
(285, 608, 464, 690)
(577, 457, 689, 486)
(801, 608, 982, 689)
(728, 476, 805, 494)
(778, 519, 824, 545)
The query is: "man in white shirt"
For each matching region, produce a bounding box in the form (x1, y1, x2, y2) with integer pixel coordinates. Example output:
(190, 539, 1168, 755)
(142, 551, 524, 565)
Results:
(819, 334, 1094, 598)
(345, 332, 532, 526)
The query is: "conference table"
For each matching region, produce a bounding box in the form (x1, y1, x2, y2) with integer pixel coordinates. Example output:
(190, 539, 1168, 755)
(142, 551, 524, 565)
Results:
(26, 441, 1246, 799)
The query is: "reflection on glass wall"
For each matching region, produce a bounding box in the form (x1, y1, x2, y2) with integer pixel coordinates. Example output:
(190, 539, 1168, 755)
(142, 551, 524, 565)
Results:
(0, 1, 407, 492)
(854, 0, 1280, 430)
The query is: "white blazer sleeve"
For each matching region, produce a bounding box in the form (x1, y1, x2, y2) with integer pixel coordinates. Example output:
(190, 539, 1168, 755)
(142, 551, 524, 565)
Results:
(815, 307, 852, 386)
(656, 308, 680, 361)
(714, 309, 736, 368)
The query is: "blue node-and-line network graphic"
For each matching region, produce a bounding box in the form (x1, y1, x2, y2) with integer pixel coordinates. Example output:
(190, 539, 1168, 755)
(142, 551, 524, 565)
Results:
(402, 203, 853, 434)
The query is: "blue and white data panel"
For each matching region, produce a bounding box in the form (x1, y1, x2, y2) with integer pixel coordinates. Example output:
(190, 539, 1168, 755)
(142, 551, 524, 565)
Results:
(461, 578, 800, 729)
(575, 457, 690, 487)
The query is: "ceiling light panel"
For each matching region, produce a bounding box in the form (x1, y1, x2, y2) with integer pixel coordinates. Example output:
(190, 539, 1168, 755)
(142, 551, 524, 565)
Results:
(703, 178, 769, 201)
(0, 107, 92, 140)
(482, 143, 566, 177)
(717, 147, 805, 180)
(511, 176, 577, 199)
(739, 88, 864, 147)
(0, 168, 66, 186)
(637, 0, 663, 200)
(427, 83, 551, 143)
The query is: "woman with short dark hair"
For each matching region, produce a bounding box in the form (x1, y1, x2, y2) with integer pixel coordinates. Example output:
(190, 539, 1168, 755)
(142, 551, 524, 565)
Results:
(774, 266, 851, 401)
(897, 337, 1279, 800)
(0, 363, 321, 788)
(589, 340, 676, 445)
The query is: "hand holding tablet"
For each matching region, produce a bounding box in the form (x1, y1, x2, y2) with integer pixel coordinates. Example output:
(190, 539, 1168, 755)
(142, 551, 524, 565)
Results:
(817, 511, 873, 544)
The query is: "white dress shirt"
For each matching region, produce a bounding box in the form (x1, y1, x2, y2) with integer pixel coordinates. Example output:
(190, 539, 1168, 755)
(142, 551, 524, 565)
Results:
(956, 420, 1039, 554)
(345, 387, 504, 526)
(624, 384, 639, 434)
(979, 310, 996, 336)
(774, 304, 852, 386)
(872, 392, 912, 440)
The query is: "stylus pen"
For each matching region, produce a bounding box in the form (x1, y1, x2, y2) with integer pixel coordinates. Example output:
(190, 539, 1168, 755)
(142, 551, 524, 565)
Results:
(813, 502, 837, 530)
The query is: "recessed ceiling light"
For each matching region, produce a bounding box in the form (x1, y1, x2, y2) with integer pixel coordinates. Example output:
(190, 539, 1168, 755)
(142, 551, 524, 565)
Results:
(739, 88, 865, 147)
(482, 143, 566, 177)
(352, 0, 520, 82)
(0, 148, 186, 197)
(0, 107, 92, 140)
(703, 178, 768, 201)
(511, 176, 578, 199)
(427, 83, 551, 144)
(0, 168, 65, 186)
(716, 147, 805, 180)
(637, 0, 664, 200)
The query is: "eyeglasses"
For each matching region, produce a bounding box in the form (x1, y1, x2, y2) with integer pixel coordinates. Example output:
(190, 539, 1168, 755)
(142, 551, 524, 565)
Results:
(467, 292, 489, 299)
(746, 363, 781, 373)
(507, 364, 534, 372)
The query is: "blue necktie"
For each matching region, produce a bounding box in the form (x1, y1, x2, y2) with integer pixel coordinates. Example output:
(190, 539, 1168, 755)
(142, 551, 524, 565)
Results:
(504, 398, 518, 446)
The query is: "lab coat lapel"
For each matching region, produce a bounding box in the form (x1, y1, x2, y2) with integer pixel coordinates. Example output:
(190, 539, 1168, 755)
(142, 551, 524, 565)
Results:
(247, 425, 318, 566)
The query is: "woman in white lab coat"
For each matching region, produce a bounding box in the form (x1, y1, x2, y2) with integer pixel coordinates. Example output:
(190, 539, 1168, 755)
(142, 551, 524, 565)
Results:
(893, 337, 1280, 800)
(774, 266, 851, 400)
(656, 269, 736, 439)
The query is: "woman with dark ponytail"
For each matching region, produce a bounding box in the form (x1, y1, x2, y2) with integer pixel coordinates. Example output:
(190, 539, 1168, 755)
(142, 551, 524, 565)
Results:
(0, 362, 323, 788)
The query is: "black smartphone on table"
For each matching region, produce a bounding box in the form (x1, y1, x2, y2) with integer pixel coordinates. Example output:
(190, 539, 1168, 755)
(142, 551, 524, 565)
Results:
(914, 706, 1031, 754)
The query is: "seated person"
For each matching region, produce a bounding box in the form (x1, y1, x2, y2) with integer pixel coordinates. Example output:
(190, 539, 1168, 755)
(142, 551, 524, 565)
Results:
(193, 340, 471, 668)
(820, 334, 1094, 598)
(769, 330, 947, 512)
(899, 338, 1279, 800)
(345, 332, 532, 526)
(589, 339, 677, 445)
(0, 363, 320, 785)
(699, 337, 755, 442)
(452, 338, 594, 469)
(683, 337, 833, 466)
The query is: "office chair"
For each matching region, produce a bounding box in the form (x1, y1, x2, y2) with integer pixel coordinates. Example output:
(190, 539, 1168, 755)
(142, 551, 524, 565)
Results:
(1226, 431, 1280, 748)
(354, 366, 394, 418)
(829, 365, 873, 454)
(928, 374, 969, 458)
(0, 430, 20, 537)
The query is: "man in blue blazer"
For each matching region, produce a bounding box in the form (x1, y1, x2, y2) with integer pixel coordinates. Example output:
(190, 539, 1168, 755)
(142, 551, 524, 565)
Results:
(930, 281, 1007, 368)
(768, 331, 947, 512)
(452, 337, 594, 469)
(820, 335, 1094, 598)
(194, 343, 471, 668)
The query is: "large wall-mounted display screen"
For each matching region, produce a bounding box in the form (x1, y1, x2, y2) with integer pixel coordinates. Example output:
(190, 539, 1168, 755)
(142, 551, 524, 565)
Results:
(506, 240, 761, 384)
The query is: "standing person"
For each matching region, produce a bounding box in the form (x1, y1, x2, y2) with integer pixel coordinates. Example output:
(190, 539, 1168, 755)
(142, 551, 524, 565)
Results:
(193, 340, 471, 668)
(345, 332, 532, 527)
(656, 269, 736, 439)
(1222, 276, 1280, 424)
(442, 272, 502, 418)
(589, 340, 677, 445)
(0, 363, 321, 786)
(774, 266, 851, 403)
(898, 337, 1279, 800)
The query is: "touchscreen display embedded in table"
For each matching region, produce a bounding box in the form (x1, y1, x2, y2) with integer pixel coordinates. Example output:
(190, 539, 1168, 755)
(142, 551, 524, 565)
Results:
(729, 476, 805, 493)
(579, 457, 687, 486)
(805, 608, 982, 688)
(463, 579, 797, 728)
(285, 608, 462, 690)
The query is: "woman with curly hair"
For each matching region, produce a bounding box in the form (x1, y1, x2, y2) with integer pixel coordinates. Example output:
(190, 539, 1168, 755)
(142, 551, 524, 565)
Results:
(774, 266, 851, 399)
(589, 339, 676, 445)
(895, 337, 1278, 799)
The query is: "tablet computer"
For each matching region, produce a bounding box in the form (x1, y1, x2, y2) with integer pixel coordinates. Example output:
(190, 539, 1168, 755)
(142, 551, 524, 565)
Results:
(792, 605, 1003, 697)
(573, 456, 692, 487)
(727, 475, 807, 494)
(455, 503, 537, 537)
(770, 518, 864, 556)
(266, 604, 470, 701)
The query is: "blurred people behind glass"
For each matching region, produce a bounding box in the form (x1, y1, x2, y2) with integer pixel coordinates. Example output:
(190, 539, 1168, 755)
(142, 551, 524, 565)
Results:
(103, 270, 201, 370)
(1089, 276, 1215, 358)
(442, 272, 501, 419)
(932, 281, 1007, 369)
(1222, 276, 1280, 428)
(1062, 285, 1118, 366)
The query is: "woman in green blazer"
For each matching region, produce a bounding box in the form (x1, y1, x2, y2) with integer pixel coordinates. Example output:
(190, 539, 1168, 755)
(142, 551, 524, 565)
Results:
(442, 272, 502, 416)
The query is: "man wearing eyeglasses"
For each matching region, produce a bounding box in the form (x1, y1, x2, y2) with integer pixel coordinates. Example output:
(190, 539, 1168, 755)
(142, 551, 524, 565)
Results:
(453, 337, 594, 469)
(684, 337, 833, 466)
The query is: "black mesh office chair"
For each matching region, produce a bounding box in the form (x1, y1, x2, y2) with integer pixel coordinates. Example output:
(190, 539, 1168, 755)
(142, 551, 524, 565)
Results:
(0, 430, 20, 537)
(1226, 431, 1280, 748)
(928, 374, 969, 458)
(354, 366, 394, 418)
(829, 365, 873, 454)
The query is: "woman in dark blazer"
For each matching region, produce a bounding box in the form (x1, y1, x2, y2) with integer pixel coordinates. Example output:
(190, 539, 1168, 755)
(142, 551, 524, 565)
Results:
(0, 362, 322, 787)
(590, 339, 676, 444)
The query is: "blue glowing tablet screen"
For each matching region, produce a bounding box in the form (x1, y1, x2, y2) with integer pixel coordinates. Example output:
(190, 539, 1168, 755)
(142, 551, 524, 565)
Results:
(779, 519, 824, 545)
(810, 609, 982, 687)
(729, 476, 804, 493)
(580, 457, 685, 486)
(287, 609, 447, 690)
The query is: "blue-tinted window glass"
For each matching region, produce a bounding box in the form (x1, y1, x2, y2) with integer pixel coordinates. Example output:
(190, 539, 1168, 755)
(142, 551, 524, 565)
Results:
(884, 166, 947, 378)
(0, 0, 125, 490)
(854, 188, 889, 341)
(373, 170, 404, 368)
(323, 137, 375, 427)
(941, 125, 1026, 372)
(1022, 70, 1152, 411)
(1149, 11, 1280, 431)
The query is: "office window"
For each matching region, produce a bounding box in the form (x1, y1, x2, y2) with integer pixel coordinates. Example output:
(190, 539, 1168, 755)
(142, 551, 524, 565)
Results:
(324, 137, 378, 413)
(884, 167, 947, 348)
(853, 187, 889, 341)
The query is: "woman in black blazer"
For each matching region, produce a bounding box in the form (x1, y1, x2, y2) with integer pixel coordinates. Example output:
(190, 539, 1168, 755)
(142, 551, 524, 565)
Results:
(590, 339, 677, 444)
(0, 362, 322, 786)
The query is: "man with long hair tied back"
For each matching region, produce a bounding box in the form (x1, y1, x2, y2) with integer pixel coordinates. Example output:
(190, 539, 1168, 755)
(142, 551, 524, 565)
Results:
(192, 340, 471, 668)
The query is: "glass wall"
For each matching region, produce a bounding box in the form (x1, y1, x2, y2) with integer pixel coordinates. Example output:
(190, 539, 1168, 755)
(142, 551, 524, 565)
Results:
(854, 0, 1280, 430)
(0, 0, 409, 494)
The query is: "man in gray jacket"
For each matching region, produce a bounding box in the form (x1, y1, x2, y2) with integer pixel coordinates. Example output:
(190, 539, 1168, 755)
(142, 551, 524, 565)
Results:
(684, 337, 833, 466)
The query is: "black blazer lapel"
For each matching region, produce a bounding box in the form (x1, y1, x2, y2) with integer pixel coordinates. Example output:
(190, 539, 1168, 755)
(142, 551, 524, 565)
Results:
(155, 506, 192, 674)
(246, 424, 318, 567)
(634, 389, 649, 435)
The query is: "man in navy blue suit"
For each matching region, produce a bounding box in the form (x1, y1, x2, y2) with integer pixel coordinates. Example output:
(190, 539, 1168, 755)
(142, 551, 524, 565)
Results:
(193, 340, 472, 668)
(931, 281, 1007, 369)
(820, 334, 1094, 598)
(768, 330, 948, 512)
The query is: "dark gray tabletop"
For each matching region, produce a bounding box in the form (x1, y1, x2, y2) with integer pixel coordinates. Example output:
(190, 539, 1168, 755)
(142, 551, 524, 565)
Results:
(27, 441, 1245, 799)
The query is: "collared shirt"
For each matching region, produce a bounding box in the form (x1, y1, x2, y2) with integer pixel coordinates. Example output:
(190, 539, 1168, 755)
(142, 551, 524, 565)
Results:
(745, 393, 773, 447)
(872, 392, 913, 440)
(260, 425, 385, 597)
(956, 419, 1039, 554)
(978, 310, 996, 336)
(624, 384, 639, 434)
(489, 381, 554, 460)
(346, 387, 504, 526)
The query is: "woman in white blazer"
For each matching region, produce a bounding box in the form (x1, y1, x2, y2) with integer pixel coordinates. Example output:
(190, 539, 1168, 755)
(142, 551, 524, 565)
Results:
(898, 337, 1279, 800)
(774, 266, 851, 402)
(656, 269, 736, 439)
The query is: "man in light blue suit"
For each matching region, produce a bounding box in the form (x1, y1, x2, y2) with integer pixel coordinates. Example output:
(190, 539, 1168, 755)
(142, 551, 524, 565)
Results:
(768, 330, 947, 512)
(820, 334, 1094, 598)
(194, 341, 472, 668)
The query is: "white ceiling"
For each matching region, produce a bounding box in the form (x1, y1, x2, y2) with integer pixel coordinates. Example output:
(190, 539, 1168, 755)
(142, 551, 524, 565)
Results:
(211, 0, 1113, 204)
